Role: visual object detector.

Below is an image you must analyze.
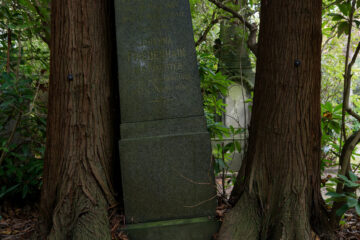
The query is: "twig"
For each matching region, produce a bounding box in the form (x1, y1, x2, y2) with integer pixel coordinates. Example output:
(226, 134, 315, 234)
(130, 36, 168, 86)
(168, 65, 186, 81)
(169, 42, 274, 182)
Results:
(184, 194, 217, 208)
(321, 34, 336, 53)
(323, 0, 343, 10)
(172, 168, 211, 185)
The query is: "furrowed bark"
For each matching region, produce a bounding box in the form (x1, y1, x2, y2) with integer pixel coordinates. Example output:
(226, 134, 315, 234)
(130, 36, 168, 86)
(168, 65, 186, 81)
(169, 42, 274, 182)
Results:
(219, 0, 334, 239)
(39, 0, 119, 239)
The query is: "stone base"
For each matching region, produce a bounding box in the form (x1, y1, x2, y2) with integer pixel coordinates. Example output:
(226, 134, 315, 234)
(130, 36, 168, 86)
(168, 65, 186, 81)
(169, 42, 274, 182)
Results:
(121, 217, 220, 240)
(119, 131, 216, 223)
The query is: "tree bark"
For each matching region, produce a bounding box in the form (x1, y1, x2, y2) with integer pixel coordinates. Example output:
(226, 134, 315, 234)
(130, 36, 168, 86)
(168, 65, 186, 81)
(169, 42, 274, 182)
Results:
(220, 1, 333, 239)
(39, 0, 119, 239)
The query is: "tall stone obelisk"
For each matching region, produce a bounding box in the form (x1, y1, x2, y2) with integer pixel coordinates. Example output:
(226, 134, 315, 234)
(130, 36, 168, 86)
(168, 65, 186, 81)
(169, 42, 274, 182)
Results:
(115, 0, 218, 239)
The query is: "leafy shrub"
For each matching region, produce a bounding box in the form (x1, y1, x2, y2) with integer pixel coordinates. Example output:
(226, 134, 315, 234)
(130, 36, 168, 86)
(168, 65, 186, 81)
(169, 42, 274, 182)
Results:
(0, 72, 46, 200)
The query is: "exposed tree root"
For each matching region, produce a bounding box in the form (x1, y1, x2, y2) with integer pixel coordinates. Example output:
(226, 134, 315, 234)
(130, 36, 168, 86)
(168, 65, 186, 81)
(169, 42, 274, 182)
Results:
(218, 192, 260, 240)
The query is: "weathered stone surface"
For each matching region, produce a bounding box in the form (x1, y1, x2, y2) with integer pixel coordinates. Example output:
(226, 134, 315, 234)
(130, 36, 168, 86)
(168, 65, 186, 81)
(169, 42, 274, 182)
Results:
(115, 0, 204, 123)
(120, 132, 215, 223)
(120, 116, 207, 139)
(115, 0, 217, 238)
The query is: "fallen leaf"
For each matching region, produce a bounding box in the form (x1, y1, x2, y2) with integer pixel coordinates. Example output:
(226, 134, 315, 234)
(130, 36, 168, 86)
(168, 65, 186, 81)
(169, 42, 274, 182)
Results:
(0, 228, 12, 235)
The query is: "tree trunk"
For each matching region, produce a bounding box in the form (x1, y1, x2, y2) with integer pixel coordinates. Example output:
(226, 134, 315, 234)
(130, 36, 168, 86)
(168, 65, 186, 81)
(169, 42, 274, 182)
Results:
(39, 0, 119, 239)
(219, 1, 333, 239)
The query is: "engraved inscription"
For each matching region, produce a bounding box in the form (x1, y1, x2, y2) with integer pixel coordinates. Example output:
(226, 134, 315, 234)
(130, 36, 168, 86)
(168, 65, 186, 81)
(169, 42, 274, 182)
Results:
(124, 29, 193, 103)
(116, 0, 200, 109)
(127, 48, 186, 62)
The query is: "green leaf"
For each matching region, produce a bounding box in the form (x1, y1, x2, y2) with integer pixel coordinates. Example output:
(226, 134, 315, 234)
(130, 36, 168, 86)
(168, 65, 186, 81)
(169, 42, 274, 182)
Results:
(338, 2, 351, 16)
(349, 171, 358, 182)
(338, 174, 349, 182)
(336, 204, 349, 216)
(323, 102, 332, 111)
(235, 141, 242, 152)
(338, 174, 360, 187)
(334, 104, 343, 112)
(0, 184, 20, 198)
(215, 158, 227, 171)
(326, 191, 346, 199)
(347, 197, 358, 207)
(328, 13, 345, 21)
(337, 21, 350, 37)
(224, 143, 235, 153)
(230, 125, 235, 134)
(355, 204, 360, 216)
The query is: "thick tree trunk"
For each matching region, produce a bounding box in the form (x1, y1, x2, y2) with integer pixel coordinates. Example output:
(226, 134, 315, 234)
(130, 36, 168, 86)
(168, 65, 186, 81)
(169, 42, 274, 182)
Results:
(219, 1, 333, 239)
(39, 0, 118, 239)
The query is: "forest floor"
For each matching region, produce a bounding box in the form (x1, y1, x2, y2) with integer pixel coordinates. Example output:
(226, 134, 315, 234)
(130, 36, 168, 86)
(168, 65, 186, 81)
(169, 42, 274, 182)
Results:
(0, 177, 360, 239)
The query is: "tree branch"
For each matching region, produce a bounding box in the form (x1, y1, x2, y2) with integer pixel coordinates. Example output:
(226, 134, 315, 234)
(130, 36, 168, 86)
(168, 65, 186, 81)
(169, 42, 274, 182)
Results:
(22, 0, 50, 47)
(330, 130, 360, 225)
(348, 41, 360, 73)
(344, 46, 360, 121)
(340, 0, 357, 146)
(195, 14, 229, 47)
(208, 0, 258, 56)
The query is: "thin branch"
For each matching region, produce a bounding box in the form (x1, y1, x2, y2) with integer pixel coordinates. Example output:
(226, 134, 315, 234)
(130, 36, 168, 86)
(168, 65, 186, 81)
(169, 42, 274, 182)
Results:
(208, 0, 258, 56)
(32, 0, 49, 27)
(172, 168, 211, 185)
(208, 0, 252, 30)
(195, 14, 229, 47)
(184, 194, 217, 208)
(344, 46, 360, 121)
(321, 34, 336, 54)
(323, 0, 343, 10)
(348, 41, 360, 72)
(340, 0, 357, 148)
(346, 108, 360, 122)
(22, 3, 50, 47)
(338, 131, 360, 179)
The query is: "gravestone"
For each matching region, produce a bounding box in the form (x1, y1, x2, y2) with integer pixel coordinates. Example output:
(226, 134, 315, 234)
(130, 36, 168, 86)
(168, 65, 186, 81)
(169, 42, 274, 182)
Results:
(114, 0, 218, 239)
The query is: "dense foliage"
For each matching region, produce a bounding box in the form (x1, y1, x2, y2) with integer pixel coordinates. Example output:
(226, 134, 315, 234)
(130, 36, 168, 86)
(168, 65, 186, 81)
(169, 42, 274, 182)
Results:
(0, 0, 49, 200)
